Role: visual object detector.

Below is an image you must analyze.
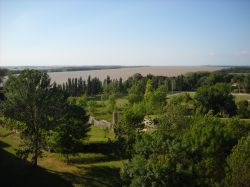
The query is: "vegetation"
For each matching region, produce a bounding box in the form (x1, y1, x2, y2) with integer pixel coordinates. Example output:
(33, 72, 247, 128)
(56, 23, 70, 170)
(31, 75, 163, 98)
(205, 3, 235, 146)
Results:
(0, 67, 250, 186)
(1, 70, 62, 166)
(195, 83, 237, 116)
(54, 103, 90, 163)
(0, 126, 123, 187)
(225, 134, 250, 187)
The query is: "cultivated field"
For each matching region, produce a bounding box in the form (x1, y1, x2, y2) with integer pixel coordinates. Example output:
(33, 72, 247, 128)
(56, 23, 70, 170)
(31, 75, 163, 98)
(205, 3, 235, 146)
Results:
(49, 66, 222, 84)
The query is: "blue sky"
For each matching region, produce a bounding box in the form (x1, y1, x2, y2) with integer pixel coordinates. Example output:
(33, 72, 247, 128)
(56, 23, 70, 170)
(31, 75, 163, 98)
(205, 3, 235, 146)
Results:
(0, 0, 250, 66)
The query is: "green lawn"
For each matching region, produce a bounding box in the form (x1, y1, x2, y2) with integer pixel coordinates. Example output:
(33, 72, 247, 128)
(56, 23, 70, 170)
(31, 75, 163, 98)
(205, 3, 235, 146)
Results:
(0, 126, 124, 187)
(90, 96, 129, 121)
(167, 92, 250, 104)
(233, 93, 250, 103)
(87, 126, 115, 143)
(167, 91, 195, 98)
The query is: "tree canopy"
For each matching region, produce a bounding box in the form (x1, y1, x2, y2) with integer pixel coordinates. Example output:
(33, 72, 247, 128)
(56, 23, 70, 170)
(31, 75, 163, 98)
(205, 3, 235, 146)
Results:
(195, 83, 237, 116)
(1, 70, 62, 166)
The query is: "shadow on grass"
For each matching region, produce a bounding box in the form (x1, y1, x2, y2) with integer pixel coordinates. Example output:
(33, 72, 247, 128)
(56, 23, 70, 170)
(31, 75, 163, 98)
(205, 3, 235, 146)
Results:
(80, 141, 117, 155)
(70, 153, 119, 165)
(82, 165, 122, 187)
(53, 165, 122, 187)
(0, 140, 73, 187)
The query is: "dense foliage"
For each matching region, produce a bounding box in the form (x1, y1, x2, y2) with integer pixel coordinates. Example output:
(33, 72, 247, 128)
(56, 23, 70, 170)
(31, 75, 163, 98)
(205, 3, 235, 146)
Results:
(121, 111, 249, 187)
(54, 103, 90, 163)
(1, 70, 59, 166)
(195, 83, 237, 116)
(225, 134, 250, 187)
(0, 70, 90, 166)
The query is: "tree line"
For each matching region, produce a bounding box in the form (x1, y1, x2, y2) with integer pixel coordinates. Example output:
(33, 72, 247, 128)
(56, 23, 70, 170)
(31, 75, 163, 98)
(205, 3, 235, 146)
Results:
(12, 67, 248, 99)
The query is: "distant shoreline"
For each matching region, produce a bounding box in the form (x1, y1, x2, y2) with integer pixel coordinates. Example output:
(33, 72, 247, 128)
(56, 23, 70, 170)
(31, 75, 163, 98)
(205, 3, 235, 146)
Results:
(0, 65, 150, 74)
(1, 65, 249, 84)
(47, 66, 224, 83)
(1, 65, 247, 74)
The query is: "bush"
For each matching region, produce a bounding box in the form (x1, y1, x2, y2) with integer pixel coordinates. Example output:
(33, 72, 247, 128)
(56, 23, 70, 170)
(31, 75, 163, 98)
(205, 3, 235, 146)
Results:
(225, 135, 250, 187)
(237, 100, 250, 118)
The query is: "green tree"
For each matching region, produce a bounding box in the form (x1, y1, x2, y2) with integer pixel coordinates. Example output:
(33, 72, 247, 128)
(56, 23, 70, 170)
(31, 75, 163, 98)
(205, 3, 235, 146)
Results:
(171, 78, 176, 92)
(114, 102, 145, 157)
(127, 81, 144, 104)
(195, 83, 237, 116)
(151, 85, 167, 114)
(55, 103, 90, 163)
(87, 75, 92, 95)
(237, 100, 250, 118)
(144, 79, 153, 102)
(0, 68, 7, 85)
(205, 72, 231, 86)
(121, 111, 243, 187)
(121, 134, 193, 187)
(144, 79, 154, 113)
(243, 74, 250, 93)
(86, 100, 97, 115)
(2, 69, 61, 167)
(76, 94, 88, 108)
(185, 115, 229, 186)
(0, 68, 7, 100)
(121, 104, 192, 187)
(107, 94, 117, 112)
(67, 96, 77, 105)
(225, 135, 250, 187)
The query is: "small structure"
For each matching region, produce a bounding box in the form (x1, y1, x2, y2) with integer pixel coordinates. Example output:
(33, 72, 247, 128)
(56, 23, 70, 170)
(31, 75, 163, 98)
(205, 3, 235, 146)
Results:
(88, 112, 119, 131)
(88, 116, 113, 130)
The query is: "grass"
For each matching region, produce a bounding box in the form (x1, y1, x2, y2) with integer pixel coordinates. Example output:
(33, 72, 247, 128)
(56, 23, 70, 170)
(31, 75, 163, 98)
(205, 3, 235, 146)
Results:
(167, 91, 250, 103)
(0, 127, 19, 154)
(232, 93, 250, 103)
(87, 126, 115, 143)
(0, 126, 124, 187)
(90, 96, 129, 121)
(167, 91, 195, 98)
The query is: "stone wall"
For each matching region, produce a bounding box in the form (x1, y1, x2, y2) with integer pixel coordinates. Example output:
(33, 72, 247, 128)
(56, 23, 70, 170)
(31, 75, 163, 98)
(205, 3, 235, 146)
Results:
(88, 112, 118, 131)
(88, 116, 113, 130)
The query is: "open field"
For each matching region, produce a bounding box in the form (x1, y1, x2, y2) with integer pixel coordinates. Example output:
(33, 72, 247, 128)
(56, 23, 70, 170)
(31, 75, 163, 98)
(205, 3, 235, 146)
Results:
(167, 92, 250, 102)
(233, 93, 250, 103)
(49, 66, 222, 84)
(0, 126, 124, 187)
(87, 125, 115, 142)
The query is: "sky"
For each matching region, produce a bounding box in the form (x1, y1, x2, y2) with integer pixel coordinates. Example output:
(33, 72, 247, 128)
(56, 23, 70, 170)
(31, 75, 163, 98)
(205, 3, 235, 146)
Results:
(0, 0, 250, 66)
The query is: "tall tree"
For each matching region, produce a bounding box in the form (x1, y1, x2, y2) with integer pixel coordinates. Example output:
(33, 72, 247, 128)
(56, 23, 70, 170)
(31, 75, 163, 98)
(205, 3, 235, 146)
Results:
(87, 75, 92, 95)
(244, 74, 250, 93)
(118, 77, 123, 93)
(55, 103, 89, 164)
(237, 100, 250, 118)
(0, 68, 7, 100)
(78, 77, 83, 95)
(127, 81, 145, 104)
(114, 103, 145, 157)
(2, 69, 62, 167)
(0, 68, 7, 85)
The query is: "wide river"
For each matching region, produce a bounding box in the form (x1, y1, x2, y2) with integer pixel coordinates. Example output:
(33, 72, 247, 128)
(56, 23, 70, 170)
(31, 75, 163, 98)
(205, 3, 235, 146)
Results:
(49, 66, 222, 84)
